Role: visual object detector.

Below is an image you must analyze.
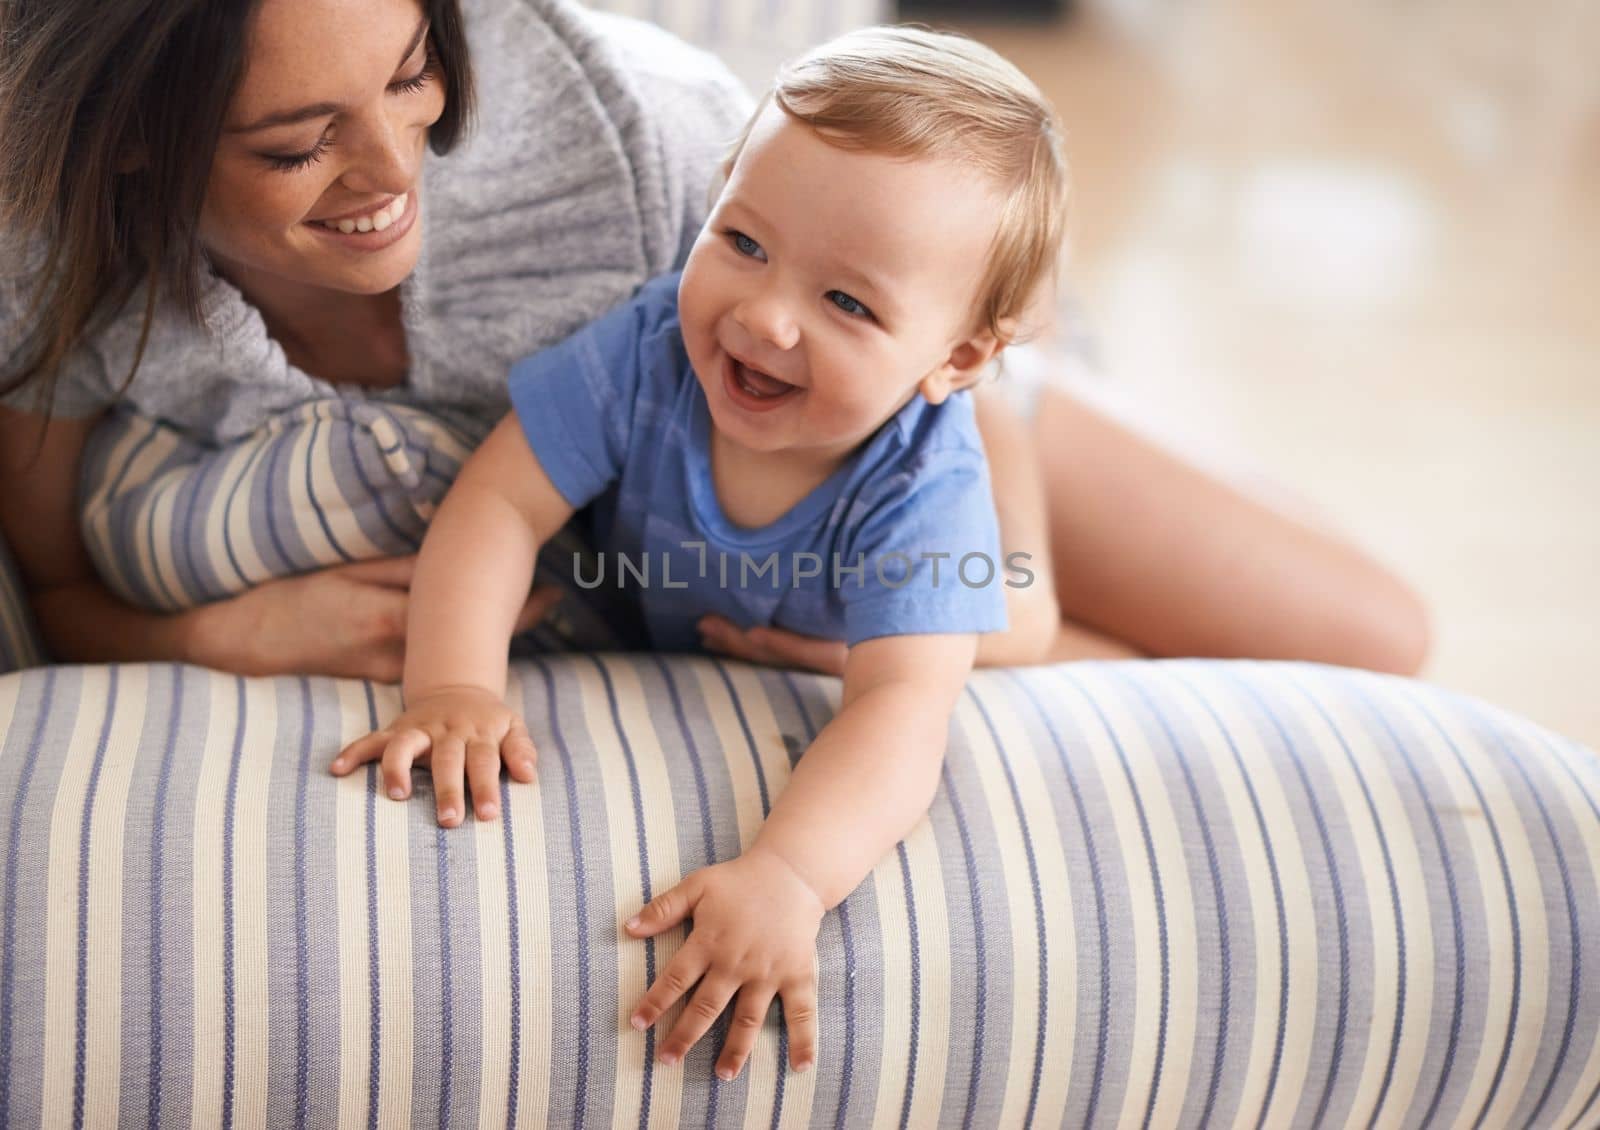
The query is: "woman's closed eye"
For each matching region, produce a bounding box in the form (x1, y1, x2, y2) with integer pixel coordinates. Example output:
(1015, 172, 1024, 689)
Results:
(258, 46, 437, 173)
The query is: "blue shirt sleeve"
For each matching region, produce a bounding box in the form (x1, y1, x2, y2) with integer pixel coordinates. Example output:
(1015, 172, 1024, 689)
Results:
(839, 445, 1010, 646)
(507, 274, 682, 508)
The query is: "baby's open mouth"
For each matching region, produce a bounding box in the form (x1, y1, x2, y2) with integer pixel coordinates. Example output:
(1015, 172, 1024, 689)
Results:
(733, 359, 796, 399)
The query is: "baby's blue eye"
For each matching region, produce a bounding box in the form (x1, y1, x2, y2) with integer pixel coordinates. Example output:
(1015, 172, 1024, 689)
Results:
(731, 231, 765, 260)
(828, 290, 872, 319)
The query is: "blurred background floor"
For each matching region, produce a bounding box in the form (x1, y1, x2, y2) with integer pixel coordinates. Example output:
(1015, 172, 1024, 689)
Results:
(925, 0, 1599, 745)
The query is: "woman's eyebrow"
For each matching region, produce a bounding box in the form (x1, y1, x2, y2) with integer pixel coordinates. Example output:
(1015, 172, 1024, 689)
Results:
(228, 15, 430, 134)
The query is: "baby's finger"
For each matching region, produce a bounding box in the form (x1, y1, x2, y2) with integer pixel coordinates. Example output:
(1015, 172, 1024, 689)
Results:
(464, 739, 502, 821)
(431, 736, 468, 826)
(659, 975, 739, 1067)
(715, 985, 776, 1081)
(502, 719, 538, 783)
(629, 941, 708, 1033)
(378, 729, 431, 799)
(332, 730, 390, 775)
(625, 874, 701, 938)
(779, 977, 819, 1073)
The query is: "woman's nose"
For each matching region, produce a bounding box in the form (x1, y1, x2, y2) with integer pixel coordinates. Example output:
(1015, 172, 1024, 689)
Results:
(735, 295, 800, 352)
(338, 108, 418, 196)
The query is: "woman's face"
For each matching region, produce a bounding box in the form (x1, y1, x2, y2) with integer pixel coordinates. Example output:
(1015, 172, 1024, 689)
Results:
(202, 0, 446, 298)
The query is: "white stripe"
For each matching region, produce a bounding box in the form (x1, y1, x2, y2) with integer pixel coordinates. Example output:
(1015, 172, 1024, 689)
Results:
(311, 402, 384, 561)
(81, 420, 181, 606)
(959, 677, 1076, 1128)
(39, 669, 105, 1126)
(190, 675, 240, 1128)
(503, 671, 551, 1130)
(473, 794, 514, 1130)
(335, 681, 374, 1130)
(1285, 669, 1438, 1130)
(583, 657, 687, 1128)
(1394, 681, 1550, 1130)
(1179, 664, 1320, 1130)
(231, 678, 277, 1130)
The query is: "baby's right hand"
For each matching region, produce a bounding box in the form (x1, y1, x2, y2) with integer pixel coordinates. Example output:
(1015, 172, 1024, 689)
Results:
(330, 685, 538, 826)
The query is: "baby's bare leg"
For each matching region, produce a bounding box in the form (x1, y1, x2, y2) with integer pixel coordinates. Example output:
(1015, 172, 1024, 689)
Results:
(1030, 389, 1430, 674)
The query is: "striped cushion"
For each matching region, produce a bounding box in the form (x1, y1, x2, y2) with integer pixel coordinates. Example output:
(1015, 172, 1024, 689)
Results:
(78, 401, 473, 613)
(1, 656, 1595, 1127)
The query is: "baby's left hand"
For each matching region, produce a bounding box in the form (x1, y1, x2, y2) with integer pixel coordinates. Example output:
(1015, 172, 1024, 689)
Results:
(624, 848, 825, 1080)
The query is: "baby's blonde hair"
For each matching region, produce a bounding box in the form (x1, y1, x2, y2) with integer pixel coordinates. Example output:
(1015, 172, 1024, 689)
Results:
(727, 26, 1069, 345)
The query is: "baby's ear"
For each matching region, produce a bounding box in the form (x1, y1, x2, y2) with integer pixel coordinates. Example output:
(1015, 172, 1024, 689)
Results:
(920, 320, 1014, 405)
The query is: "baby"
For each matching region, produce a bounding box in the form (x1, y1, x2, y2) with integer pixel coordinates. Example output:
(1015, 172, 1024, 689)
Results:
(332, 26, 1067, 1081)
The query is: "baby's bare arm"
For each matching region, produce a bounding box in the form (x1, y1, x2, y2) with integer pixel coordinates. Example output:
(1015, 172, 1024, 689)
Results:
(750, 631, 978, 908)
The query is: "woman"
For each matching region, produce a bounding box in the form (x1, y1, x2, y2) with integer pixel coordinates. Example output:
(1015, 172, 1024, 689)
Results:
(0, 0, 1429, 682)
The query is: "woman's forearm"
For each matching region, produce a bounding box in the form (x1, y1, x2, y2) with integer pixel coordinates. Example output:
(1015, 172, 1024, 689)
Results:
(750, 680, 954, 909)
(31, 579, 209, 666)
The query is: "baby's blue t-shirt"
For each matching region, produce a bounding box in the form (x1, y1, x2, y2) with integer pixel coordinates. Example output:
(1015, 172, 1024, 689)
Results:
(508, 273, 1009, 651)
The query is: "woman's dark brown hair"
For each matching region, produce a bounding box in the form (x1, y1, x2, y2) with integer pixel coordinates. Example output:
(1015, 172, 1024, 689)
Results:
(0, 0, 475, 413)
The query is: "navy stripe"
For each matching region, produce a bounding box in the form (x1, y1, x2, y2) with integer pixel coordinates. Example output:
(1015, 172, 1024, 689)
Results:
(0, 668, 57, 1125)
(219, 435, 274, 588)
(777, 671, 860, 1130)
(177, 429, 214, 601)
(221, 677, 248, 1130)
(1116, 670, 1233, 1129)
(294, 677, 313, 1130)
(302, 412, 355, 564)
(590, 657, 658, 1128)
(435, 823, 455, 1130)
(944, 764, 987, 1130)
(147, 668, 183, 1130)
(499, 773, 523, 1130)
(1478, 718, 1581, 1127)
(531, 657, 593, 1130)
(1006, 670, 1111, 1127)
(1227, 669, 1350, 1130)
(967, 687, 1048, 1128)
(1168, 666, 1292, 1130)
(1407, 690, 1524, 1130)
(893, 842, 922, 1130)
(1346, 680, 1465, 1129)
(1063, 670, 1172, 1130)
(363, 686, 383, 1130)
(72, 667, 120, 1130)
(1294, 672, 1409, 1129)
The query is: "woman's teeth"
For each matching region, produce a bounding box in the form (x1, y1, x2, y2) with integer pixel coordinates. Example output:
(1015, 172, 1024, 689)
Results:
(319, 193, 407, 234)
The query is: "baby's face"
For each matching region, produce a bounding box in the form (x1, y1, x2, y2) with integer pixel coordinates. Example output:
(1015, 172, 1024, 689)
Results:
(678, 104, 1004, 468)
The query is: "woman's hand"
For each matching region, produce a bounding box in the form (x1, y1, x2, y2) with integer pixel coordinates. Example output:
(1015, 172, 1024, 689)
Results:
(696, 614, 849, 676)
(624, 848, 824, 1080)
(189, 556, 560, 681)
(329, 683, 539, 825)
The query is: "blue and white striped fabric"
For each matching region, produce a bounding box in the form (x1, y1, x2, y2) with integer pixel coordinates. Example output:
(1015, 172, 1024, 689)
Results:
(76, 401, 475, 613)
(1, 655, 1596, 1127)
